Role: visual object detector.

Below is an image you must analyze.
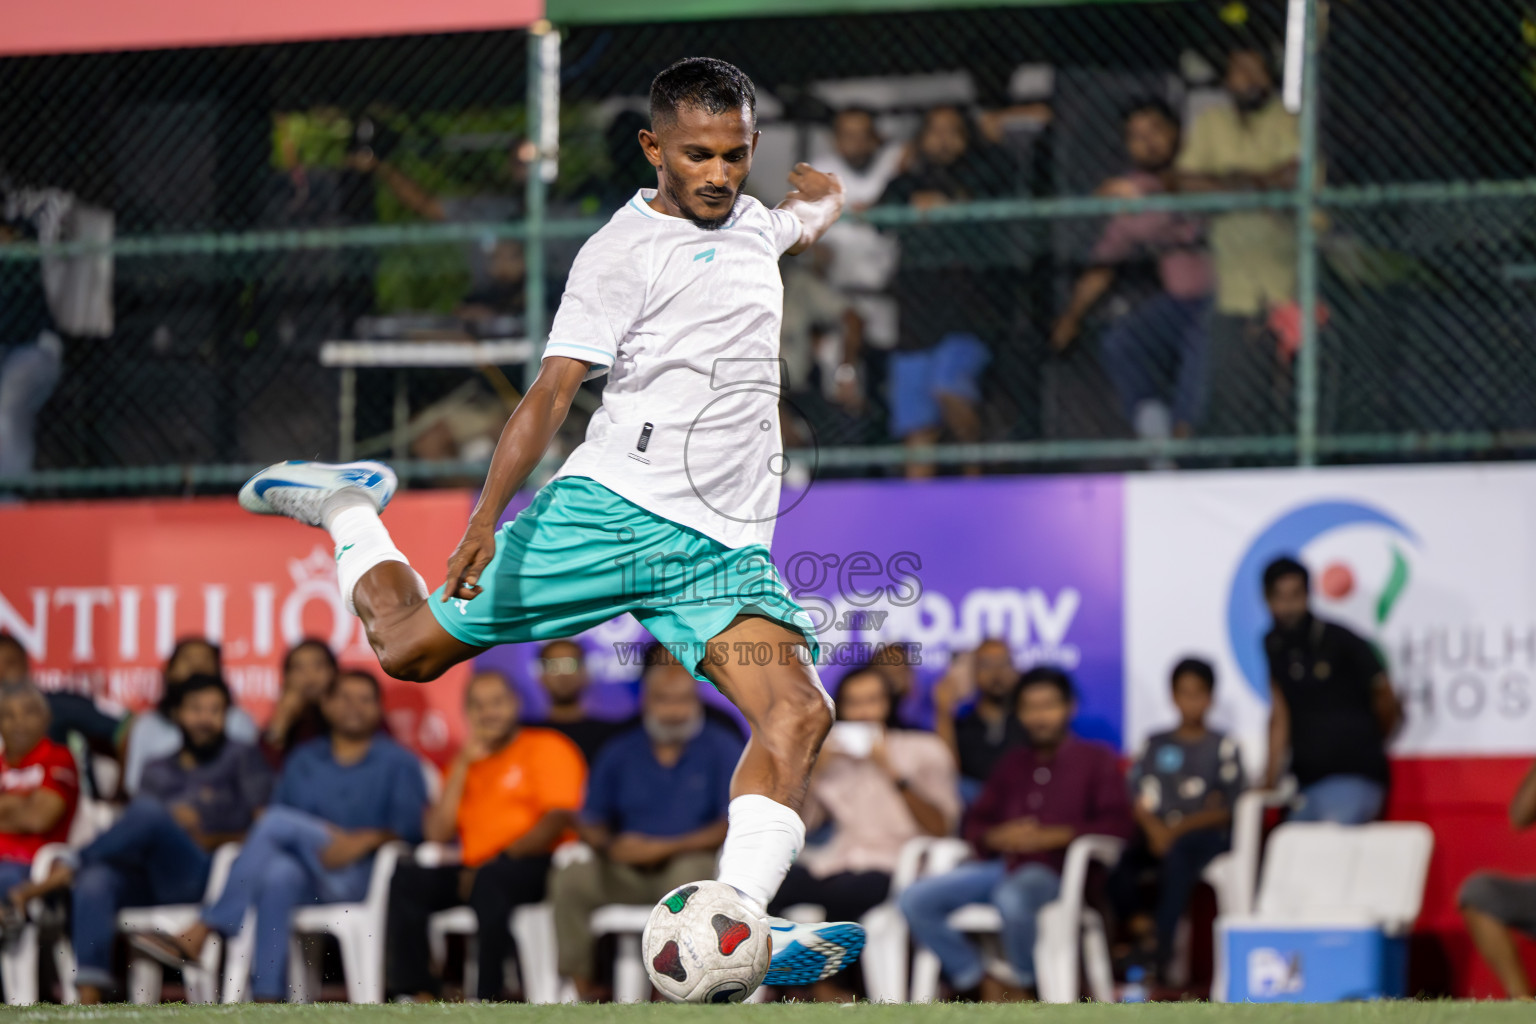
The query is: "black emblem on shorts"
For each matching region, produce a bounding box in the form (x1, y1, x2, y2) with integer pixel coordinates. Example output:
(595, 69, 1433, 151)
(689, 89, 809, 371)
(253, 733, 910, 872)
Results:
(637, 422, 655, 452)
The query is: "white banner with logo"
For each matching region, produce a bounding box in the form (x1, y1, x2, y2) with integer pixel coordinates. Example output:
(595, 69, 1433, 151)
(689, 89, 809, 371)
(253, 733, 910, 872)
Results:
(1125, 464, 1536, 766)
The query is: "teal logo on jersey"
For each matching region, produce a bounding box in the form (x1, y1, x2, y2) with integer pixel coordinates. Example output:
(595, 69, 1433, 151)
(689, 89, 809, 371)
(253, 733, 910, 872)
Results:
(694, 248, 716, 263)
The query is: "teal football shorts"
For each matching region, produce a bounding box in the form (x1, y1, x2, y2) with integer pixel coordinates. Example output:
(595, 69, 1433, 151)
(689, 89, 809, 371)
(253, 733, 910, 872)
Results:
(428, 475, 820, 684)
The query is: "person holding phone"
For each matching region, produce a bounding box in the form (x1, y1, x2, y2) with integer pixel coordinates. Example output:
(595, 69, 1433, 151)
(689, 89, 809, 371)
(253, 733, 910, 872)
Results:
(767, 665, 960, 1000)
(933, 639, 1025, 802)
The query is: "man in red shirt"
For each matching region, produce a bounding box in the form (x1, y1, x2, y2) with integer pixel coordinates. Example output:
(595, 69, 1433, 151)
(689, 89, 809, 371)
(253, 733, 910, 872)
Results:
(900, 667, 1130, 1000)
(0, 682, 79, 919)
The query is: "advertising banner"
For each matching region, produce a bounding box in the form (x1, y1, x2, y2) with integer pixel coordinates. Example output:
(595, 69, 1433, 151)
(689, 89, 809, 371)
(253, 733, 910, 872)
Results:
(0, 493, 475, 762)
(1125, 464, 1536, 765)
(478, 475, 1126, 743)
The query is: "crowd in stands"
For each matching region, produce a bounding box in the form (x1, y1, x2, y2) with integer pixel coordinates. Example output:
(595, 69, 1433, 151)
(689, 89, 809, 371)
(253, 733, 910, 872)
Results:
(0, 550, 1526, 1004)
(781, 37, 1304, 473)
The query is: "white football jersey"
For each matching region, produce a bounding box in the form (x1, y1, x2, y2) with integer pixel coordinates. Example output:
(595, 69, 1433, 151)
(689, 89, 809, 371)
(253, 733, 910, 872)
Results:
(542, 189, 805, 550)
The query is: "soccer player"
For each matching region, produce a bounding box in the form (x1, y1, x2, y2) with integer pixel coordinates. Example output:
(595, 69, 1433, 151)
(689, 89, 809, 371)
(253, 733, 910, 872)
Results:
(239, 57, 857, 987)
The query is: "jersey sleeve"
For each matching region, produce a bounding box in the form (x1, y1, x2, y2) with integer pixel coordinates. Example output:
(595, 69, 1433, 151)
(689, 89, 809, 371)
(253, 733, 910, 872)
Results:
(767, 207, 805, 255)
(542, 229, 648, 380)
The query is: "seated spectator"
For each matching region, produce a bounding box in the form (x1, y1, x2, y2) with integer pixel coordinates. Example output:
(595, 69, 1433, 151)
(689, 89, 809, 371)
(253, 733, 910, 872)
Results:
(261, 639, 338, 766)
(0, 682, 78, 936)
(123, 638, 258, 794)
(900, 667, 1130, 1001)
(133, 670, 427, 1002)
(1262, 557, 1402, 823)
(770, 665, 959, 1001)
(532, 642, 625, 764)
(387, 670, 585, 1001)
(933, 639, 1025, 802)
(880, 105, 1012, 478)
(1052, 99, 1212, 445)
(1458, 760, 1536, 1001)
(11, 675, 273, 1003)
(0, 634, 124, 780)
(871, 641, 927, 728)
(1107, 658, 1244, 982)
(549, 653, 742, 1001)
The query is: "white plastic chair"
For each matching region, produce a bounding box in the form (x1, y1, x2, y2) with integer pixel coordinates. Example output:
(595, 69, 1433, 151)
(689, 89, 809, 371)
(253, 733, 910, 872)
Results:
(1211, 821, 1434, 1002)
(0, 844, 79, 1005)
(115, 843, 242, 1004)
(281, 840, 410, 1004)
(417, 840, 563, 1004)
(778, 834, 939, 1002)
(908, 834, 1124, 1004)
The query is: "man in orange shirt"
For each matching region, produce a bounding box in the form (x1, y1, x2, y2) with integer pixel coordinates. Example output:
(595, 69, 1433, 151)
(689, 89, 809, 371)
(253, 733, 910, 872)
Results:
(385, 669, 585, 1001)
(0, 682, 78, 937)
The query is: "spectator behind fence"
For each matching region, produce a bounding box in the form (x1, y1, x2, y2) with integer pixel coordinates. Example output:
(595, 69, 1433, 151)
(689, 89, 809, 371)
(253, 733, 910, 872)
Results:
(816, 108, 905, 391)
(770, 665, 959, 1001)
(532, 640, 625, 765)
(933, 639, 1025, 802)
(901, 667, 1131, 1001)
(387, 670, 585, 1001)
(1262, 556, 1403, 823)
(1174, 42, 1300, 437)
(1052, 100, 1213, 444)
(1458, 760, 1536, 1001)
(133, 670, 427, 1001)
(12, 675, 274, 1004)
(0, 682, 79, 941)
(880, 105, 1010, 477)
(549, 653, 743, 1001)
(1107, 658, 1244, 983)
(260, 639, 338, 766)
(122, 638, 259, 795)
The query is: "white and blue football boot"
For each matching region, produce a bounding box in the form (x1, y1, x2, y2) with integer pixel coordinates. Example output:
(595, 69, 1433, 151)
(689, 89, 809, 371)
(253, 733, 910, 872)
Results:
(238, 460, 397, 526)
(764, 917, 866, 987)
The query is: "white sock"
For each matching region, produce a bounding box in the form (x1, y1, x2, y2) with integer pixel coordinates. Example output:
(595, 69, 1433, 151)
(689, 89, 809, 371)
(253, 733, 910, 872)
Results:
(322, 491, 422, 615)
(716, 794, 806, 915)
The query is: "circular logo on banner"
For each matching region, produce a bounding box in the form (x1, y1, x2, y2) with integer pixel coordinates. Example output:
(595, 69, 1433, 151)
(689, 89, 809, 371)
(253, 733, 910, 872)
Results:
(1226, 501, 1418, 701)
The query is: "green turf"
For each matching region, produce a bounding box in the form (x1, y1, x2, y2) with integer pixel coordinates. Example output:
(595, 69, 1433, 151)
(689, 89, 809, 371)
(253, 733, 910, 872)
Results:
(1, 1004, 1528, 1024)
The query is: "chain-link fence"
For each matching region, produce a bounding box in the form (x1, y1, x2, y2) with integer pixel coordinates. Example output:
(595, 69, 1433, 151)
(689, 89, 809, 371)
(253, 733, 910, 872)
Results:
(1, 0, 1532, 495)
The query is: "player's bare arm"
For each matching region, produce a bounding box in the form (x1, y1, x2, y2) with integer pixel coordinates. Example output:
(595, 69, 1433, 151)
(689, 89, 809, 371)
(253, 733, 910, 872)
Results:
(777, 162, 845, 255)
(442, 354, 591, 602)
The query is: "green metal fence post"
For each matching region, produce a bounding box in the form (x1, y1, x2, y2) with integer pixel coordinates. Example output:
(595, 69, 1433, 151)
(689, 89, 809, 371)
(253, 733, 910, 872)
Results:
(1294, 0, 1323, 467)
(525, 20, 559, 390)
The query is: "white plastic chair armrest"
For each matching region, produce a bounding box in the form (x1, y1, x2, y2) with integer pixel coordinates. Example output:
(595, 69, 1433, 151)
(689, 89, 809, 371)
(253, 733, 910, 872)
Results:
(29, 843, 76, 884)
(552, 840, 594, 871)
(1057, 834, 1125, 901)
(204, 843, 242, 902)
(364, 841, 410, 916)
(414, 842, 463, 868)
(920, 837, 974, 877)
(890, 836, 938, 893)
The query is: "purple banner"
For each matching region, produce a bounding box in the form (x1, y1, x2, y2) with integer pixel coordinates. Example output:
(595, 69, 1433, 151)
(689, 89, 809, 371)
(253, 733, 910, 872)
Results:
(475, 475, 1125, 745)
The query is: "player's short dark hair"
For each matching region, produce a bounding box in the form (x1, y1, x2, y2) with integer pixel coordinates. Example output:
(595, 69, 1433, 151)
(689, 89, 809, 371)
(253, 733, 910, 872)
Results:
(1263, 556, 1310, 595)
(1015, 666, 1076, 707)
(650, 57, 757, 129)
(330, 668, 382, 701)
(1171, 657, 1216, 693)
(1124, 97, 1180, 129)
(167, 673, 232, 712)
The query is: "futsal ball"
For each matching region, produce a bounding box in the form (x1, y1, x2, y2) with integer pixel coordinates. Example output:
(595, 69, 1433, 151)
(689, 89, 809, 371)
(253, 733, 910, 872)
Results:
(642, 880, 771, 1003)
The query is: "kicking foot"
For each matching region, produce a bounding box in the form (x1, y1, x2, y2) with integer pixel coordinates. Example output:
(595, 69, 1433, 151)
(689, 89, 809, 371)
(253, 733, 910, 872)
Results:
(238, 460, 397, 526)
(765, 918, 866, 987)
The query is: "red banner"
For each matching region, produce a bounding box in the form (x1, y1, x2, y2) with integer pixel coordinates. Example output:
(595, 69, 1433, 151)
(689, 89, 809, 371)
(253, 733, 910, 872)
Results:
(0, 493, 474, 763)
(6, 0, 544, 58)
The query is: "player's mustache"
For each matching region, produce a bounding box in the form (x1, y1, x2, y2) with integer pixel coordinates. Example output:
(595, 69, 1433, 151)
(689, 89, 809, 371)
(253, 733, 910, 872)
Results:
(696, 186, 733, 199)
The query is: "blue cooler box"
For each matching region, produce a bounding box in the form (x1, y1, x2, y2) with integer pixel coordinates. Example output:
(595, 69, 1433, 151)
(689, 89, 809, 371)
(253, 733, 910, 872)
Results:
(1216, 921, 1407, 1002)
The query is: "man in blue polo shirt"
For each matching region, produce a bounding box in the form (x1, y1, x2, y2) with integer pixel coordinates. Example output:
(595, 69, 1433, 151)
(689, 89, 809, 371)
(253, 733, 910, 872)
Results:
(133, 669, 427, 1001)
(549, 650, 743, 1001)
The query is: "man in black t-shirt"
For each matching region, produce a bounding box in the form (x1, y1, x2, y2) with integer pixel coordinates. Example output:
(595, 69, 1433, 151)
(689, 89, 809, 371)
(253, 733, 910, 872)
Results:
(933, 638, 1024, 802)
(529, 641, 625, 765)
(1260, 556, 1403, 823)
